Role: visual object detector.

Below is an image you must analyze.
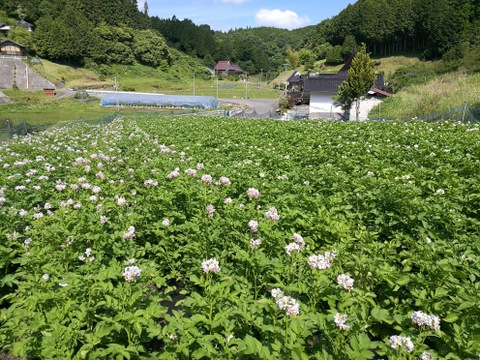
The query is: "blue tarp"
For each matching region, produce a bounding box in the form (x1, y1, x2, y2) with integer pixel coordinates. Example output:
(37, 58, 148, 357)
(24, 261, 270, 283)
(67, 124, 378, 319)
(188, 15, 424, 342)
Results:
(101, 92, 218, 109)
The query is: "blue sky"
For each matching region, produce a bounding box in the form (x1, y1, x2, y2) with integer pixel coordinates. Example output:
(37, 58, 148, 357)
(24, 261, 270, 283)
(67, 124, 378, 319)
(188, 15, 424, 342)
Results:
(141, 1, 354, 31)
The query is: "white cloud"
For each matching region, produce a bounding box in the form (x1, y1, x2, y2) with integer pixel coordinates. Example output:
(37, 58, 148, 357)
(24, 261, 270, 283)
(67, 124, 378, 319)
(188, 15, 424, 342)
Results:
(255, 9, 310, 29)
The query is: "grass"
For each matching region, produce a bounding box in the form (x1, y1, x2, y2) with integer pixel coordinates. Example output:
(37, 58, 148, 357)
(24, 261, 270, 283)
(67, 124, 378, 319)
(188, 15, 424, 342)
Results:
(371, 55, 429, 80)
(29, 59, 105, 89)
(374, 71, 480, 118)
(0, 90, 113, 125)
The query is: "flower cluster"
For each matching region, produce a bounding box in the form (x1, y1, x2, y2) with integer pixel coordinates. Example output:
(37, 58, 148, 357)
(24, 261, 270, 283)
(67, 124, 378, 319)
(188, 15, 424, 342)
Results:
(123, 266, 142, 282)
(389, 335, 414, 353)
(411, 311, 441, 331)
(202, 258, 220, 273)
(144, 179, 158, 187)
(264, 207, 279, 221)
(285, 242, 302, 256)
(285, 233, 305, 256)
(334, 313, 350, 330)
(162, 218, 170, 227)
(78, 248, 95, 262)
(217, 176, 231, 186)
(337, 274, 354, 291)
(201, 174, 213, 184)
(291, 233, 305, 248)
(422, 352, 434, 360)
(308, 250, 337, 270)
(185, 168, 197, 177)
(246, 187, 260, 200)
(271, 289, 299, 316)
(249, 238, 261, 249)
(206, 204, 215, 218)
(123, 226, 135, 239)
(248, 220, 258, 233)
(167, 169, 180, 180)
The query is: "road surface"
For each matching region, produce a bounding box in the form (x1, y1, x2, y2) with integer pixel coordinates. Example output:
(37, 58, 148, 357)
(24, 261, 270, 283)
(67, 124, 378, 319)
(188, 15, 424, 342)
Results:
(218, 98, 279, 114)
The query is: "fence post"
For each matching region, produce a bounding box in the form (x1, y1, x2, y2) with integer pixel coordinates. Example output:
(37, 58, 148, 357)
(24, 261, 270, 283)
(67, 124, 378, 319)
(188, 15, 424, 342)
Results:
(461, 102, 467, 124)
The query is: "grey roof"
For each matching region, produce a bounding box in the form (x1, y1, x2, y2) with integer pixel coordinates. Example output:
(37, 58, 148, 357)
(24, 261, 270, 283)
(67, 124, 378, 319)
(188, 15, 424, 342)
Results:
(303, 73, 385, 93)
(303, 73, 347, 92)
(0, 39, 26, 48)
(14, 20, 34, 29)
(287, 71, 301, 83)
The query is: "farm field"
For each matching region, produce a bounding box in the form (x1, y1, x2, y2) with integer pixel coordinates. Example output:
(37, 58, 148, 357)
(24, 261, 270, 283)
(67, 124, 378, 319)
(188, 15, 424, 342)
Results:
(1, 115, 480, 359)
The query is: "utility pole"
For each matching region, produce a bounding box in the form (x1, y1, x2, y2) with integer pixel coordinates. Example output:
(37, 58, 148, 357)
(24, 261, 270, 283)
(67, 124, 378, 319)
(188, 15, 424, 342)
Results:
(283, 64, 290, 97)
(260, 69, 263, 83)
(114, 76, 119, 112)
(216, 75, 219, 99)
(244, 73, 248, 99)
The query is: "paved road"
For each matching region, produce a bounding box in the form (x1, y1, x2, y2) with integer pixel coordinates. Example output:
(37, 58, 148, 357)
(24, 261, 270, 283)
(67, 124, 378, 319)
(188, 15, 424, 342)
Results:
(218, 98, 279, 114)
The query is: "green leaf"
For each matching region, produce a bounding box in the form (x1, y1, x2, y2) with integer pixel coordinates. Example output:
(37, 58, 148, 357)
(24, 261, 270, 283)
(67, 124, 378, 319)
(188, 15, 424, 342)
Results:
(457, 301, 475, 311)
(396, 275, 411, 286)
(371, 307, 393, 324)
(133, 322, 143, 337)
(443, 313, 459, 323)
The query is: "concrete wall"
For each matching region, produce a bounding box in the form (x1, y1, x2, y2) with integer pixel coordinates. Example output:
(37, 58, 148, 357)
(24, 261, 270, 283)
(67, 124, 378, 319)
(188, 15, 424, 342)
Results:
(349, 97, 383, 121)
(309, 91, 384, 121)
(309, 92, 344, 119)
(0, 59, 55, 90)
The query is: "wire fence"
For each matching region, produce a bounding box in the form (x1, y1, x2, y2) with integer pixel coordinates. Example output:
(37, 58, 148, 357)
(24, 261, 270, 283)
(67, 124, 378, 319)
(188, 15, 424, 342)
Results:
(368, 103, 480, 124)
(0, 113, 118, 142)
(1, 104, 479, 143)
(229, 109, 282, 119)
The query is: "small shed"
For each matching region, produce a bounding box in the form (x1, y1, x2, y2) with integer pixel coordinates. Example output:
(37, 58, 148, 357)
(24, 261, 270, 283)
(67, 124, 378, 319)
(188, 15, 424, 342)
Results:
(44, 88, 55, 97)
(0, 39, 27, 58)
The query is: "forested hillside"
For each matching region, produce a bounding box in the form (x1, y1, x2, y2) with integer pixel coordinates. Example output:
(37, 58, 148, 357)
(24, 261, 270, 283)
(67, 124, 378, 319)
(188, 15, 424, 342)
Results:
(0, 0, 479, 78)
(311, 0, 480, 59)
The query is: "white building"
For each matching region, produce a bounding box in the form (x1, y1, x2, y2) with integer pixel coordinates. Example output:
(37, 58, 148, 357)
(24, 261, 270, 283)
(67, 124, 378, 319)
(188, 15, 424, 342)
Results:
(300, 57, 389, 120)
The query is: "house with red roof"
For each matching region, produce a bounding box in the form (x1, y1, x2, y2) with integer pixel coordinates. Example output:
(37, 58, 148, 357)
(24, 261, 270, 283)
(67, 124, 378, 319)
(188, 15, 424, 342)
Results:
(214, 61, 244, 75)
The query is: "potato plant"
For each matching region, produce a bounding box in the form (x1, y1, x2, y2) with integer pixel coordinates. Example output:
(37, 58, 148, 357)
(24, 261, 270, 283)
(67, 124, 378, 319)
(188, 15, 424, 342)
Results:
(1, 116, 479, 359)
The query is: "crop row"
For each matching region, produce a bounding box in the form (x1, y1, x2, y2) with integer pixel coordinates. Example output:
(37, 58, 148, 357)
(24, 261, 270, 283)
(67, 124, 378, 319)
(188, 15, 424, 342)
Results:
(1, 116, 479, 359)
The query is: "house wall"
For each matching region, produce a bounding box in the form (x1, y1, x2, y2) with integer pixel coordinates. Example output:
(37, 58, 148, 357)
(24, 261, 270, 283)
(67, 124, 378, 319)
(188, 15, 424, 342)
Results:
(309, 92, 344, 119)
(309, 92, 384, 121)
(0, 44, 24, 56)
(349, 97, 383, 121)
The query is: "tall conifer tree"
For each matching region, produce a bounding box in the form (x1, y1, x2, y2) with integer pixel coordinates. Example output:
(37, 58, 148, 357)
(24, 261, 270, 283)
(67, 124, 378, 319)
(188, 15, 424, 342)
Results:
(334, 43, 375, 121)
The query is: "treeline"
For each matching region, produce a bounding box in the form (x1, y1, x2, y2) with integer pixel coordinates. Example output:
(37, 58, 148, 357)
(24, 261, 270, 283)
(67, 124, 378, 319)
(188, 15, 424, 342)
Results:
(312, 0, 480, 59)
(0, 0, 167, 66)
(1, 0, 479, 76)
(149, 16, 312, 77)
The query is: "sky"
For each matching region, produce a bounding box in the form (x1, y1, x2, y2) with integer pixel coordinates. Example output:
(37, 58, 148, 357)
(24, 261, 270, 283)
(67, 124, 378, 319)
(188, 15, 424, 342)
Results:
(141, 0, 355, 31)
